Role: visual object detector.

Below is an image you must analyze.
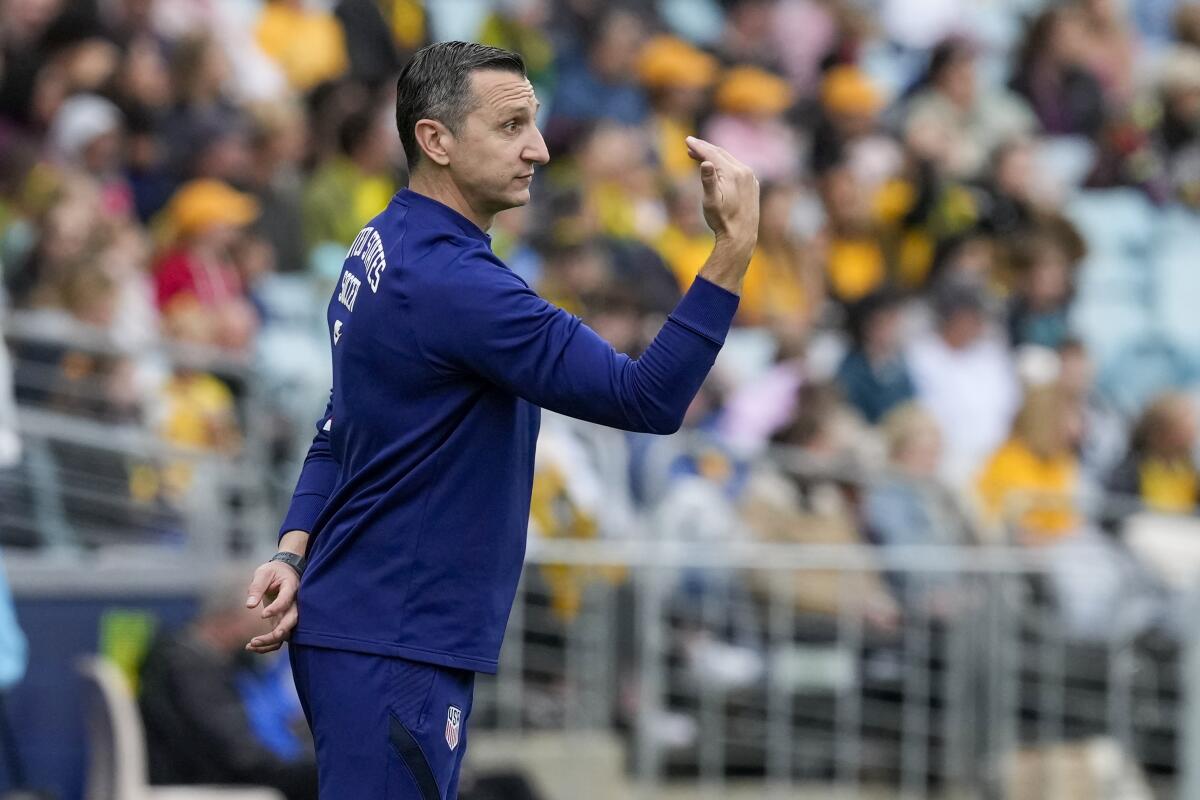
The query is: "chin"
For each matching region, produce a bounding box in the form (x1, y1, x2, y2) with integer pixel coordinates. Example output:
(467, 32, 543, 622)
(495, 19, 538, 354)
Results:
(501, 189, 531, 209)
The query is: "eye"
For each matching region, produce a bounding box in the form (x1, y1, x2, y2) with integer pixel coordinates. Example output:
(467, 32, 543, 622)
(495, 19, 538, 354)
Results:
(503, 119, 521, 133)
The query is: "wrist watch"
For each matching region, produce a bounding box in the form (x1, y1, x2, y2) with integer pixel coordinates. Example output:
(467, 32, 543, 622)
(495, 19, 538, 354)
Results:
(269, 551, 307, 577)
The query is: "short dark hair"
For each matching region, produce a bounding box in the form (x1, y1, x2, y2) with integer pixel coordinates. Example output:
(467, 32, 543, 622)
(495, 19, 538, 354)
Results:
(394, 41, 526, 168)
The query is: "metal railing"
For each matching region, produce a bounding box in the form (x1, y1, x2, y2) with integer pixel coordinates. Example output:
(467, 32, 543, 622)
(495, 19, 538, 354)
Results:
(473, 540, 1187, 800)
(2, 317, 279, 556)
(4, 324, 1197, 798)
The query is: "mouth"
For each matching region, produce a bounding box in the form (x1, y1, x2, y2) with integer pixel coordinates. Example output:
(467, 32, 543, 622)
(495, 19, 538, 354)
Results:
(515, 173, 534, 181)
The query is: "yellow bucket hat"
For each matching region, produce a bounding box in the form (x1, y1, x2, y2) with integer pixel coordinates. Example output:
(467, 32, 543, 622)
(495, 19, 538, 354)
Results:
(821, 65, 884, 116)
(637, 36, 720, 90)
(714, 66, 792, 115)
(166, 179, 261, 237)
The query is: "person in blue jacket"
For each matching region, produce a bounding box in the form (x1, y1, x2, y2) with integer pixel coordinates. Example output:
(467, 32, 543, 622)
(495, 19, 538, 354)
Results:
(243, 41, 760, 800)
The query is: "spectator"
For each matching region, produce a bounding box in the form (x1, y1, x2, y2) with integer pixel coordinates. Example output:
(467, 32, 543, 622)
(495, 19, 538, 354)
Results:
(637, 35, 720, 180)
(1077, 0, 1139, 106)
(977, 137, 1044, 237)
(739, 181, 824, 345)
(836, 289, 916, 424)
(478, 0, 556, 92)
(1010, 7, 1107, 138)
(718, 0, 785, 70)
(1154, 47, 1200, 207)
(547, 8, 648, 143)
(1178, 3, 1200, 50)
(976, 384, 1083, 543)
(301, 108, 397, 256)
(1107, 392, 1200, 514)
(123, 106, 176, 224)
(655, 176, 714, 291)
(0, 0, 66, 128)
(150, 366, 242, 502)
(1005, 224, 1084, 349)
(810, 64, 895, 180)
(256, 0, 349, 92)
(904, 37, 1035, 179)
(334, 0, 401, 88)
(574, 123, 664, 242)
(245, 101, 307, 274)
(818, 161, 888, 303)
(864, 402, 969, 609)
(4, 8, 121, 131)
(165, 32, 239, 137)
(139, 572, 318, 800)
(154, 178, 261, 351)
(873, 136, 980, 290)
(1057, 339, 1126, 481)
(745, 382, 899, 628)
(907, 280, 1020, 484)
(108, 12, 173, 118)
(48, 93, 134, 218)
(705, 65, 799, 183)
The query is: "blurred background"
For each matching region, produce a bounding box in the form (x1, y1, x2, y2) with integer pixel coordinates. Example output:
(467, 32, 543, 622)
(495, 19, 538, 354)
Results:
(4, 0, 1200, 798)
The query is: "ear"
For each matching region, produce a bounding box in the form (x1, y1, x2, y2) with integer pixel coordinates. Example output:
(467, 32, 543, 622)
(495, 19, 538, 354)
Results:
(414, 118, 453, 166)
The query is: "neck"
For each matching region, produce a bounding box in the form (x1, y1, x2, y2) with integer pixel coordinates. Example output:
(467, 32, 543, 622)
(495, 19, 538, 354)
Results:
(408, 168, 493, 232)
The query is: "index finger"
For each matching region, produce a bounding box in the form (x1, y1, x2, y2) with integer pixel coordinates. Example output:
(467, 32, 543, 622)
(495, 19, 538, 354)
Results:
(245, 565, 272, 608)
(262, 580, 296, 617)
(685, 136, 729, 164)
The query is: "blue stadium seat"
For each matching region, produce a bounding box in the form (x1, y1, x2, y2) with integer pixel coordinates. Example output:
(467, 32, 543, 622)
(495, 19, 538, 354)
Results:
(1069, 295, 1154, 369)
(1066, 189, 1157, 260)
(1098, 335, 1198, 416)
(1152, 207, 1200, 363)
(1075, 255, 1150, 305)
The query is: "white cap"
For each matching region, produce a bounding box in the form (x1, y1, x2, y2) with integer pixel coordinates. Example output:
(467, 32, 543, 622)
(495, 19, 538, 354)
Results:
(49, 93, 122, 162)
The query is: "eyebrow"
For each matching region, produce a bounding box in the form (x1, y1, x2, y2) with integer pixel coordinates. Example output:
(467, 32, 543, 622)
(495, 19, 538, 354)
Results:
(499, 102, 539, 118)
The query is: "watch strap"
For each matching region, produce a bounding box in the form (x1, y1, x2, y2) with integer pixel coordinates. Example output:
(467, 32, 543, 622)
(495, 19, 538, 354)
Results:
(269, 551, 306, 577)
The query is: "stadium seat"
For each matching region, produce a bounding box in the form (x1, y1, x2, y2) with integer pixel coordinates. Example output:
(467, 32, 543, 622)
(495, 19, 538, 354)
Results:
(77, 656, 285, 800)
(1068, 296, 1154, 371)
(1065, 189, 1157, 259)
(1074, 254, 1149, 306)
(1033, 135, 1096, 191)
(1152, 208, 1200, 361)
(1123, 512, 1200, 593)
(1097, 336, 1197, 416)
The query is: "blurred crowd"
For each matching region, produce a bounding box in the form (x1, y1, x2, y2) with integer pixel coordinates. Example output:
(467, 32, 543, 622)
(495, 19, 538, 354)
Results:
(2, 0, 1200, 633)
(5, 0, 1200, 791)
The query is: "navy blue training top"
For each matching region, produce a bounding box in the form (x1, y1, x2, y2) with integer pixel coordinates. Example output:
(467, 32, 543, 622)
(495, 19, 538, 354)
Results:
(280, 188, 739, 673)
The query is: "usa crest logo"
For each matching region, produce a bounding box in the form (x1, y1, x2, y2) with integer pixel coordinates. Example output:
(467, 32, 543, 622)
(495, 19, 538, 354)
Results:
(445, 706, 462, 751)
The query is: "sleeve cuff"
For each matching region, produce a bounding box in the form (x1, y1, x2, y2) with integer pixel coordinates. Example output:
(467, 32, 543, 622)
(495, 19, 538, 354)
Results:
(278, 493, 329, 540)
(668, 276, 741, 346)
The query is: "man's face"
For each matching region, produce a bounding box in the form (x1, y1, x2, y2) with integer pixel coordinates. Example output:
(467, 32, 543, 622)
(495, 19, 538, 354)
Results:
(447, 70, 549, 217)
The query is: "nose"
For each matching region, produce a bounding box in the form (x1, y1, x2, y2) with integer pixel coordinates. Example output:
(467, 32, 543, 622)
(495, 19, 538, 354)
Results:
(524, 125, 550, 167)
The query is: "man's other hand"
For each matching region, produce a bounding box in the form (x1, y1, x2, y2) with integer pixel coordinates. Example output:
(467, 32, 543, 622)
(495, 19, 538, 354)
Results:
(244, 560, 300, 653)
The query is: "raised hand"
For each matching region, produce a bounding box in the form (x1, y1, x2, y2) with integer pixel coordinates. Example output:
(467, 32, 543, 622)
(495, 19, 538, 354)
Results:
(686, 136, 760, 294)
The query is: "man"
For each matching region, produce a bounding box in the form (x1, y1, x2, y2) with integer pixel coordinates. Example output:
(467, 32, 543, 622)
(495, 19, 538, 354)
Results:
(140, 572, 317, 800)
(244, 41, 759, 799)
(906, 280, 1020, 486)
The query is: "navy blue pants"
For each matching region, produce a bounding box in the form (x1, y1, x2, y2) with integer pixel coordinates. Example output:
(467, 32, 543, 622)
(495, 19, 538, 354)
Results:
(289, 644, 475, 799)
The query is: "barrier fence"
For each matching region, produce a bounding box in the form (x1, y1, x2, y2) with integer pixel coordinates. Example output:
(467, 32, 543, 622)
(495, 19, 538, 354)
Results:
(467, 540, 1191, 800)
(5, 322, 1199, 798)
